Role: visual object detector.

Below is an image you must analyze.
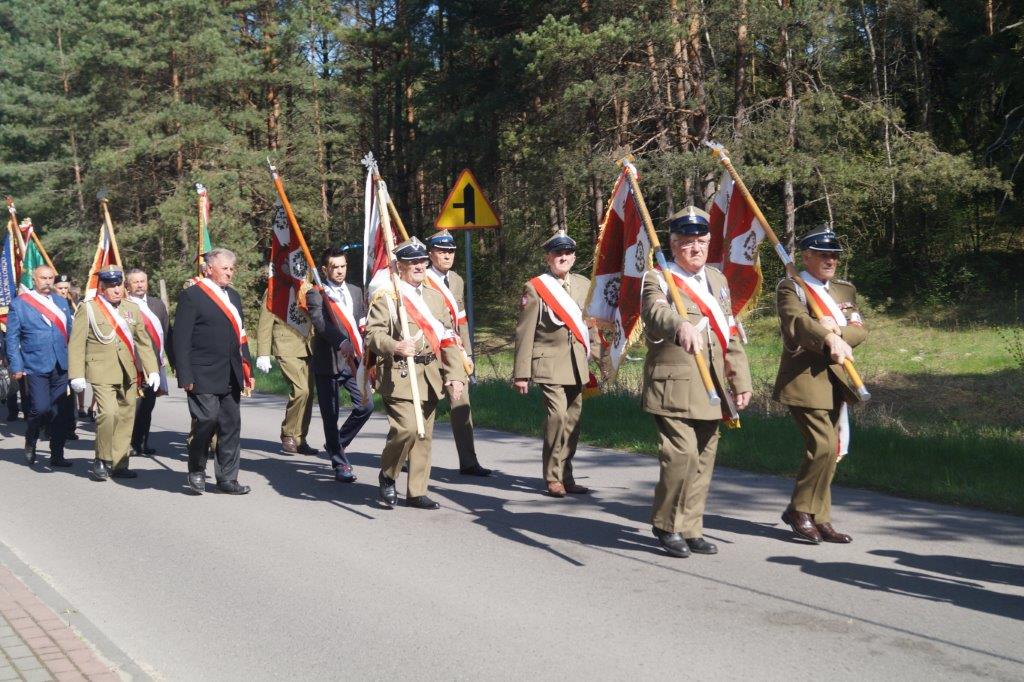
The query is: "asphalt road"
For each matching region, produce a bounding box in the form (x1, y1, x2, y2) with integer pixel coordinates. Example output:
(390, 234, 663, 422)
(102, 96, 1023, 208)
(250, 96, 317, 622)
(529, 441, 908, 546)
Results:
(1, 387, 1022, 680)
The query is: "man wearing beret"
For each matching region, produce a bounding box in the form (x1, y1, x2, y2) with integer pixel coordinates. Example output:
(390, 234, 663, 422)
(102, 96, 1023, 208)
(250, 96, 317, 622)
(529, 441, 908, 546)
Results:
(365, 237, 467, 509)
(68, 265, 160, 481)
(512, 230, 598, 497)
(640, 207, 752, 558)
(424, 229, 491, 477)
(776, 227, 868, 544)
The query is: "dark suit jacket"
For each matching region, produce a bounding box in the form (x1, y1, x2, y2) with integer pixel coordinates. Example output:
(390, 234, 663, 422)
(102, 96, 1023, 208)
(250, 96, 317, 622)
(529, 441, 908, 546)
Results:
(307, 282, 365, 376)
(172, 283, 252, 394)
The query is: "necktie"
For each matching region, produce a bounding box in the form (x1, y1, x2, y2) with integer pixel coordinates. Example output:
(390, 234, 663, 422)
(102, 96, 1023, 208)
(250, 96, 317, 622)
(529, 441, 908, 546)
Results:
(443, 274, 450, 289)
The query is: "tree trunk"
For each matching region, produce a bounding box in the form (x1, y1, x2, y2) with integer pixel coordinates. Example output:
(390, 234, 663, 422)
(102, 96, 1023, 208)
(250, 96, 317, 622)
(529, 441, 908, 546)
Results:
(55, 27, 86, 217)
(734, 0, 748, 138)
(261, 1, 280, 151)
(779, 0, 797, 252)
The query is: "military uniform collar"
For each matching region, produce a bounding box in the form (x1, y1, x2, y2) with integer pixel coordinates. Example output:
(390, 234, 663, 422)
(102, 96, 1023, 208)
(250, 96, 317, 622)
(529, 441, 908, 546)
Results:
(801, 271, 830, 290)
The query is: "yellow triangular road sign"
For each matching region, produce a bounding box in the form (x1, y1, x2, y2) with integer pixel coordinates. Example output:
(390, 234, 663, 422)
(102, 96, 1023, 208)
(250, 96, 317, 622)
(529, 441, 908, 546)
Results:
(434, 169, 501, 230)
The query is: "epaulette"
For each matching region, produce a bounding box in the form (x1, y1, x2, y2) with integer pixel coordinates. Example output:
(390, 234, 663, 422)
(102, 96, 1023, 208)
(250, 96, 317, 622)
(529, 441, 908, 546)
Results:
(776, 277, 805, 303)
(832, 278, 854, 287)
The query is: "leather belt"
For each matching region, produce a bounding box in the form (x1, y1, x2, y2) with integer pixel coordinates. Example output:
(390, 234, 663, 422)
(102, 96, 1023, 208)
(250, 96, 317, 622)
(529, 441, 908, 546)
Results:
(396, 353, 436, 365)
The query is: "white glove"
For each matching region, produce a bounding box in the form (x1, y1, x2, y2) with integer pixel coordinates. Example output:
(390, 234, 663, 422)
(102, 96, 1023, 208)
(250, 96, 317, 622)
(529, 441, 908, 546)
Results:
(256, 356, 273, 373)
(146, 372, 161, 392)
(70, 378, 88, 394)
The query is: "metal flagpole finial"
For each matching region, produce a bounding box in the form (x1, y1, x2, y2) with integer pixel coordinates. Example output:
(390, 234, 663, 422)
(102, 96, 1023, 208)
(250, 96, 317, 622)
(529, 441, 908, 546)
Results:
(195, 183, 206, 194)
(360, 152, 378, 173)
(96, 188, 109, 202)
(703, 140, 729, 160)
(267, 156, 277, 174)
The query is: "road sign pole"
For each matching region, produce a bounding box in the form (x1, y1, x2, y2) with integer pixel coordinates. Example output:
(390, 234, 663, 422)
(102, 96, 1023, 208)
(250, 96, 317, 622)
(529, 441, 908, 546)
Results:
(464, 230, 476, 386)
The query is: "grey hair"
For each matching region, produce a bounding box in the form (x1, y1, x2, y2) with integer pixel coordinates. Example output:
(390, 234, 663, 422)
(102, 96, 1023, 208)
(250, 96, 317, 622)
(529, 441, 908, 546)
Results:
(204, 247, 236, 265)
(125, 267, 147, 278)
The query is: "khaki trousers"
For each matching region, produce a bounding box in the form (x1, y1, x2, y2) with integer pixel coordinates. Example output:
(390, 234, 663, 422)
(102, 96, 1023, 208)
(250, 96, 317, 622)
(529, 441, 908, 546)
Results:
(651, 416, 721, 537)
(277, 355, 313, 442)
(93, 381, 138, 470)
(789, 404, 842, 523)
(448, 385, 479, 469)
(381, 390, 439, 498)
(539, 383, 583, 484)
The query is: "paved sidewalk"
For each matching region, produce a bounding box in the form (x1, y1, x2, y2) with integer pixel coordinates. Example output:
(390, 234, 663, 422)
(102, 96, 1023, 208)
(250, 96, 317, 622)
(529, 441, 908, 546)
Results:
(0, 565, 119, 682)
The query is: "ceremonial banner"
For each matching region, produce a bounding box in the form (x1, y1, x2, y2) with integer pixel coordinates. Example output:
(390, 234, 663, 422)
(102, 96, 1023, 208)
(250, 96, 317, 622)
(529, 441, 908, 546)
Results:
(19, 229, 45, 291)
(708, 171, 765, 317)
(362, 166, 398, 297)
(586, 165, 651, 377)
(0, 230, 18, 318)
(266, 202, 311, 337)
(196, 184, 213, 262)
(85, 223, 118, 300)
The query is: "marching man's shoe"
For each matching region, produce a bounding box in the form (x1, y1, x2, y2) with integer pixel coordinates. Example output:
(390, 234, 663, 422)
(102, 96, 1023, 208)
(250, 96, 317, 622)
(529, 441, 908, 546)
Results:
(280, 436, 299, 456)
(216, 480, 251, 495)
(652, 527, 690, 558)
(459, 464, 493, 477)
(546, 481, 566, 498)
(406, 495, 440, 510)
(24, 442, 37, 466)
(50, 455, 74, 468)
(89, 459, 110, 482)
(335, 464, 356, 483)
(111, 467, 138, 479)
(685, 537, 718, 555)
(564, 482, 590, 495)
(379, 472, 397, 507)
(296, 442, 319, 456)
(782, 507, 823, 544)
(186, 472, 206, 495)
(815, 523, 853, 543)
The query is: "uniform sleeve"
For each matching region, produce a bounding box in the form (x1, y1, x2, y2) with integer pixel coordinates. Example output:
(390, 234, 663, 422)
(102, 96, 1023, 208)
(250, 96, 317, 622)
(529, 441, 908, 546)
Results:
(67, 304, 88, 380)
(133, 308, 159, 375)
(364, 293, 398, 356)
(840, 286, 868, 349)
(512, 283, 540, 380)
(5, 302, 24, 374)
(172, 291, 197, 387)
(640, 270, 681, 341)
(777, 278, 831, 353)
(256, 295, 273, 356)
(437, 299, 467, 385)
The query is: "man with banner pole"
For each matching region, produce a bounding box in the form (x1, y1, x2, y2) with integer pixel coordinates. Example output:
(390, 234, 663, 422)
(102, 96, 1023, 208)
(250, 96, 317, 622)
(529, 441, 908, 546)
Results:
(513, 229, 598, 498)
(256, 200, 316, 457)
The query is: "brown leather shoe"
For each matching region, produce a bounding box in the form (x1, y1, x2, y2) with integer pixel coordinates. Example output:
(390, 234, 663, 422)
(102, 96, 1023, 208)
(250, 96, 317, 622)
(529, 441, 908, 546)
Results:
(564, 482, 590, 495)
(280, 436, 299, 456)
(781, 507, 822, 544)
(815, 523, 852, 543)
(546, 481, 566, 498)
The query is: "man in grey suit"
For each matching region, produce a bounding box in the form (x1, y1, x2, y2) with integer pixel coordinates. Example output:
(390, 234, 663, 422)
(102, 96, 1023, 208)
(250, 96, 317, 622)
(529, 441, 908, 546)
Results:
(126, 268, 170, 456)
(306, 247, 373, 482)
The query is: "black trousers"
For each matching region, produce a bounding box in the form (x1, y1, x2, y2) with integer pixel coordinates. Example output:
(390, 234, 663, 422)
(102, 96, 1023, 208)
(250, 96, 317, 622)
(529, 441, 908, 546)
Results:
(186, 389, 241, 483)
(315, 365, 373, 467)
(131, 387, 157, 449)
(25, 369, 74, 458)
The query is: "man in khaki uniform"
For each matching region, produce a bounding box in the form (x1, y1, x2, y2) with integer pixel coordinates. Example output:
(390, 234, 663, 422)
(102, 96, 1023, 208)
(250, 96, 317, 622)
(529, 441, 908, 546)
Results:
(424, 229, 491, 477)
(256, 290, 315, 455)
(776, 227, 868, 544)
(513, 230, 597, 497)
(365, 237, 467, 509)
(68, 266, 160, 481)
(640, 207, 752, 558)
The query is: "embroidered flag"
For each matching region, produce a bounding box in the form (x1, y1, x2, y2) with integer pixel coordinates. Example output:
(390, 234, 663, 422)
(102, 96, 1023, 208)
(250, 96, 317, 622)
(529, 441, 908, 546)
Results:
(266, 201, 311, 337)
(17, 223, 45, 292)
(85, 223, 118, 300)
(363, 167, 398, 297)
(585, 164, 651, 377)
(708, 171, 765, 317)
(196, 184, 213, 263)
(0, 230, 17, 318)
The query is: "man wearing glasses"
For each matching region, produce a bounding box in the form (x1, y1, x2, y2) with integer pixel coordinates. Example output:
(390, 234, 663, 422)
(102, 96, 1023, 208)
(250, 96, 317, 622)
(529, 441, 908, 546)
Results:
(640, 207, 752, 558)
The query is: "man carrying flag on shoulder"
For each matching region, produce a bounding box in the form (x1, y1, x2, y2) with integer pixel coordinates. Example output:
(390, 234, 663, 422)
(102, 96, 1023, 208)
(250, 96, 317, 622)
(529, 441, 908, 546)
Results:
(423, 229, 492, 477)
(512, 230, 599, 498)
(68, 266, 160, 481)
(776, 227, 867, 545)
(640, 207, 752, 558)
(5, 265, 76, 468)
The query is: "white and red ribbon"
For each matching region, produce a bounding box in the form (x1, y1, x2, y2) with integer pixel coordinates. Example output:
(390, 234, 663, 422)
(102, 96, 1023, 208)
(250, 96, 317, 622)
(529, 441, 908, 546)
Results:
(21, 291, 68, 340)
(530, 273, 590, 356)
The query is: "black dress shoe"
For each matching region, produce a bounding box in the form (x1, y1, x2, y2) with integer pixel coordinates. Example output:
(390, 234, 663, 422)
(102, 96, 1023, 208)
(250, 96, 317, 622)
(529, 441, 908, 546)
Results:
(378, 472, 397, 507)
(50, 456, 74, 468)
(652, 527, 690, 558)
(89, 460, 110, 482)
(296, 443, 318, 456)
(67, 433, 79, 441)
(335, 465, 356, 483)
(187, 472, 206, 495)
(406, 495, 440, 510)
(111, 468, 138, 479)
(24, 442, 37, 466)
(142, 446, 156, 455)
(77, 410, 88, 420)
(216, 480, 251, 495)
(459, 464, 493, 477)
(685, 537, 718, 555)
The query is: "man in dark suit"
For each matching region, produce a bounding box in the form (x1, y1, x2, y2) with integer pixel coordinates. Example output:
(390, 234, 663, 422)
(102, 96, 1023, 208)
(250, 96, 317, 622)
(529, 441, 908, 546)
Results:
(306, 247, 373, 482)
(5, 265, 75, 467)
(173, 248, 255, 495)
(126, 267, 170, 456)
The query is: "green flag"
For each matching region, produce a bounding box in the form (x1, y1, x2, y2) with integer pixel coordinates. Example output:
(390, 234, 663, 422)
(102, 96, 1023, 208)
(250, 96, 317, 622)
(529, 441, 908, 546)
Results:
(19, 237, 44, 289)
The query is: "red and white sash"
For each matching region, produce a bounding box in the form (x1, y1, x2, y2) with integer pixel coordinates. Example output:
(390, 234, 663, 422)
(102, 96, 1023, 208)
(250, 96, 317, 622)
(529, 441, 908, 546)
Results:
(127, 295, 164, 361)
(95, 297, 136, 354)
(21, 291, 68, 341)
(660, 264, 735, 352)
(424, 268, 468, 329)
(322, 283, 364, 357)
(398, 281, 458, 358)
(194, 278, 253, 384)
(799, 271, 853, 457)
(529, 273, 590, 356)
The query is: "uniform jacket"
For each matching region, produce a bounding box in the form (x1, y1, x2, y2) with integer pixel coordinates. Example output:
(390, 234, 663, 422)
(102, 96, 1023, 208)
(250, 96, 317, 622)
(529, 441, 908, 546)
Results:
(68, 298, 159, 385)
(256, 293, 311, 358)
(640, 267, 752, 420)
(5, 292, 74, 375)
(172, 283, 253, 394)
(437, 269, 472, 352)
(513, 272, 594, 387)
(364, 284, 466, 400)
(772, 277, 869, 409)
(307, 282, 366, 376)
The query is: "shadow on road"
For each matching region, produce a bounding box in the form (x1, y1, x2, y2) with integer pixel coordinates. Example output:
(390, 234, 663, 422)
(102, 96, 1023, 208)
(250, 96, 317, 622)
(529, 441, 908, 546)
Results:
(870, 549, 1024, 589)
(767, 555, 1024, 622)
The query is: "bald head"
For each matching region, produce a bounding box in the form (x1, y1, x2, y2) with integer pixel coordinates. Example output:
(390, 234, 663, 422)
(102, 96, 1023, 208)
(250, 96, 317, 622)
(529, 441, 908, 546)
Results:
(32, 266, 55, 295)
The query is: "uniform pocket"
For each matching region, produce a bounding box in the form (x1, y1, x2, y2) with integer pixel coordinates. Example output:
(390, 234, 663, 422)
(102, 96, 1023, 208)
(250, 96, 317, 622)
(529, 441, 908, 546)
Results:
(643, 364, 691, 410)
(532, 347, 556, 380)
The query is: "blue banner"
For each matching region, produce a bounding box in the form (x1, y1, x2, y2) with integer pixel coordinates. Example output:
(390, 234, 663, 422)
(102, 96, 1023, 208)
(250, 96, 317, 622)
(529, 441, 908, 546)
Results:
(0, 232, 17, 310)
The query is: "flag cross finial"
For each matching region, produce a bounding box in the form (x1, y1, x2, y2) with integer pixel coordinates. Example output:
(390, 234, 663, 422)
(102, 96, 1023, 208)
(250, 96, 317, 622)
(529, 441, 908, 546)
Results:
(361, 152, 378, 173)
